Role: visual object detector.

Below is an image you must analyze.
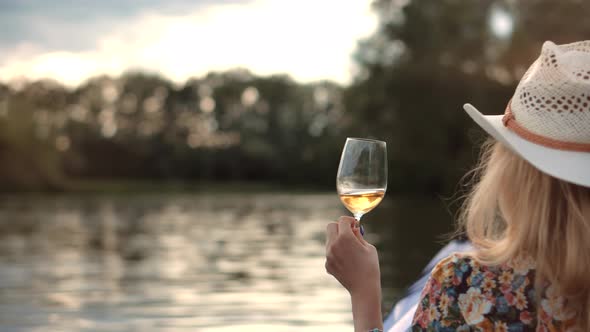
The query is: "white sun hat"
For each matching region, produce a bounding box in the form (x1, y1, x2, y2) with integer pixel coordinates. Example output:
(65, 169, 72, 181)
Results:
(464, 40, 590, 188)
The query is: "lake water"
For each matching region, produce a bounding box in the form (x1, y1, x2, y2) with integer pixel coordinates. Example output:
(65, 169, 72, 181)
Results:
(0, 192, 453, 331)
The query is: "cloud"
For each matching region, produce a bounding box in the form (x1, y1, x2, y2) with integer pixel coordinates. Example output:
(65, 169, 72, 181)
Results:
(0, 0, 376, 86)
(0, 0, 253, 51)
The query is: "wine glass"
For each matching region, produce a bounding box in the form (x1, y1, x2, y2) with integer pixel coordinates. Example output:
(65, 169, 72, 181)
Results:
(337, 138, 387, 223)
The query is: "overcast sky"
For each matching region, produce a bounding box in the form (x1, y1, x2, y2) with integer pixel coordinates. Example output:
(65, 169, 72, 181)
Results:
(0, 0, 377, 86)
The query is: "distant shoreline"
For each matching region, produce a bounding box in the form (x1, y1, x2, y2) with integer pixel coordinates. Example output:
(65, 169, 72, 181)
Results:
(0, 179, 335, 195)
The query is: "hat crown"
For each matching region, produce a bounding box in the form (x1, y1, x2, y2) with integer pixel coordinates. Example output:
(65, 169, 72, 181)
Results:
(512, 41, 590, 144)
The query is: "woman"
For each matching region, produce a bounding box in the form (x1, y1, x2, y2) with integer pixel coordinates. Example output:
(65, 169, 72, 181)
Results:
(325, 40, 590, 332)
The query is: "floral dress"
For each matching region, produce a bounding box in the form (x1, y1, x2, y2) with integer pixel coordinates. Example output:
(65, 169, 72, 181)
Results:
(411, 253, 577, 331)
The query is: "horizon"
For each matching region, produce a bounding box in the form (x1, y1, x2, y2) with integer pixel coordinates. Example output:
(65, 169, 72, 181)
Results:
(0, 67, 347, 91)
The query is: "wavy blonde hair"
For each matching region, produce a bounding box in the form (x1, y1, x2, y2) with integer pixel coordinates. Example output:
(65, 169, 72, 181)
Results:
(459, 139, 590, 331)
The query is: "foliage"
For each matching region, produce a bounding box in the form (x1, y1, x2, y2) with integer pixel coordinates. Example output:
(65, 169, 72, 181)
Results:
(0, 71, 346, 191)
(345, 0, 590, 195)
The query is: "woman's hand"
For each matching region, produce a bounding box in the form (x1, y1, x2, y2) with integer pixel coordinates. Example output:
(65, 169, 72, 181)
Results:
(325, 216, 383, 332)
(325, 216, 380, 295)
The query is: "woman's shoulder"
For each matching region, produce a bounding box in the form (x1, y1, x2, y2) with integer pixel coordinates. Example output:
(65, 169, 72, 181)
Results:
(429, 252, 478, 284)
(413, 252, 539, 330)
(430, 251, 536, 282)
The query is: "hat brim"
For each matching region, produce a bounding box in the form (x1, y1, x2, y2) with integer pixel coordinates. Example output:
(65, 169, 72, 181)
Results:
(463, 103, 590, 188)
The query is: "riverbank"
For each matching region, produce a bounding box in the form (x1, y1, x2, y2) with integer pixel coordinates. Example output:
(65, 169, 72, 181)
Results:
(1, 178, 334, 195)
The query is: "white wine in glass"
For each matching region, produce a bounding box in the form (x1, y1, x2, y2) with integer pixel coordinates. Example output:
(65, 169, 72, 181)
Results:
(337, 138, 387, 222)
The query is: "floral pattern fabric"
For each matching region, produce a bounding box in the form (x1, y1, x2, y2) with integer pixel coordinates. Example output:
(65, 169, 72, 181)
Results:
(411, 253, 576, 331)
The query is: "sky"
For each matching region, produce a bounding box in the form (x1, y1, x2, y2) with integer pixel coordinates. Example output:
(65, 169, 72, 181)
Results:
(0, 0, 378, 86)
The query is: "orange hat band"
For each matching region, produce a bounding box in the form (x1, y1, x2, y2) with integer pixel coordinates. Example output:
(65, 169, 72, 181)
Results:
(502, 101, 590, 152)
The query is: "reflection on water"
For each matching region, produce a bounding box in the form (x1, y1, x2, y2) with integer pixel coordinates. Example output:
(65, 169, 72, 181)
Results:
(0, 192, 452, 331)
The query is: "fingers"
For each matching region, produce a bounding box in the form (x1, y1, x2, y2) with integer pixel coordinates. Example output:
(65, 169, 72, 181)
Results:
(325, 222, 338, 250)
(325, 222, 338, 275)
(338, 216, 368, 246)
(337, 216, 356, 235)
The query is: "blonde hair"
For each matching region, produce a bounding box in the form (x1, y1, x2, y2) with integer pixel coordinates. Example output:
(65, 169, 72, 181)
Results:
(459, 139, 590, 330)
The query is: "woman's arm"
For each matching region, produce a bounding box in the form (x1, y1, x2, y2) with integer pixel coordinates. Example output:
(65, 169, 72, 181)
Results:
(351, 282, 383, 331)
(325, 216, 383, 332)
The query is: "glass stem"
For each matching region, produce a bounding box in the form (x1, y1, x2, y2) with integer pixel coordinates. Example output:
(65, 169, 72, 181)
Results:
(353, 213, 364, 235)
